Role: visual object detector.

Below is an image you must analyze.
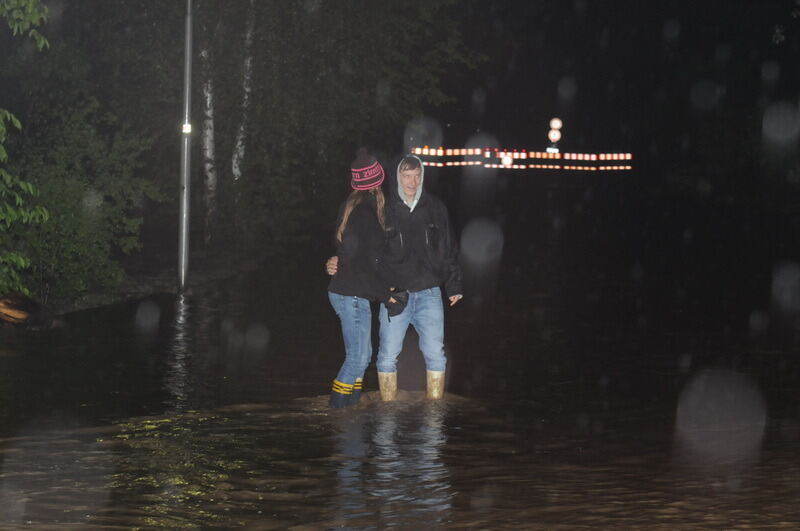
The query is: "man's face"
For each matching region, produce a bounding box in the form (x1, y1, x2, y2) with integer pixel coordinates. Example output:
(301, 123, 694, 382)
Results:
(399, 168, 422, 201)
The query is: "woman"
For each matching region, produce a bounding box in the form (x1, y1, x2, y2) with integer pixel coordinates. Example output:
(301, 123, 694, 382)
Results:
(327, 148, 389, 408)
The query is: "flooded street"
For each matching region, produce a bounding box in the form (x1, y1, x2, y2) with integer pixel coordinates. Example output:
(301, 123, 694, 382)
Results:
(2, 180, 800, 527)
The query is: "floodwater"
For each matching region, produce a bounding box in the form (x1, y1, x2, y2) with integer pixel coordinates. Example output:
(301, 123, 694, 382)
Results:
(2, 176, 800, 528)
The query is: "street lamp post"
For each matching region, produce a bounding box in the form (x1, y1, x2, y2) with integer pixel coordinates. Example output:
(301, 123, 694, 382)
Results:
(178, 0, 193, 291)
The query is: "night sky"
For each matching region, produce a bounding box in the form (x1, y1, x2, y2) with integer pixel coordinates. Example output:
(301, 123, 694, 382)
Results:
(436, 1, 799, 174)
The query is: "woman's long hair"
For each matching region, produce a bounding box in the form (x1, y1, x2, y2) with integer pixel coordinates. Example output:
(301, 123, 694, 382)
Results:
(336, 187, 385, 242)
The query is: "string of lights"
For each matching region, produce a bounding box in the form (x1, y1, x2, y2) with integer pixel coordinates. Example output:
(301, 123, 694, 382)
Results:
(411, 118, 633, 171)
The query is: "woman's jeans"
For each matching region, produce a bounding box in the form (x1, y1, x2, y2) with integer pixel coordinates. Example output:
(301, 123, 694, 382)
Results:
(377, 287, 446, 373)
(328, 292, 372, 405)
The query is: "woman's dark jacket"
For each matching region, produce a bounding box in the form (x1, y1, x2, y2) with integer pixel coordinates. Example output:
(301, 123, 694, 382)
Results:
(328, 194, 389, 301)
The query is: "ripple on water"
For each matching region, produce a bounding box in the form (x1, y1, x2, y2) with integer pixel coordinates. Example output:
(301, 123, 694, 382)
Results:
(0, 392, 798, 528)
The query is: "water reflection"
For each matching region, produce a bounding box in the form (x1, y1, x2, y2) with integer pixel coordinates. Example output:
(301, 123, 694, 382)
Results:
(332, 397, 453, 527)
(165, 293, 191, 413)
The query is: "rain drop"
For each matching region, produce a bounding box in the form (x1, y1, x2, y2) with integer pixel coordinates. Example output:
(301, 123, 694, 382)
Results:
(762, 101, 800, 144)
(662, 19, 681, 43)
(557, 76, 577, 102)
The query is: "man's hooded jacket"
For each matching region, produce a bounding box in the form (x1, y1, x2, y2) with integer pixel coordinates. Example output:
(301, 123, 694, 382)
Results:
(382, 156, 463, 298)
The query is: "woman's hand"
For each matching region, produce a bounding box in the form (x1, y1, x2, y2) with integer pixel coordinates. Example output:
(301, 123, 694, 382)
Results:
(325, 256, 339, 275)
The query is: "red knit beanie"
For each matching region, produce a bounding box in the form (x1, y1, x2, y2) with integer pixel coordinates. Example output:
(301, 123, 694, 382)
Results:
(350, 148, 385, 190)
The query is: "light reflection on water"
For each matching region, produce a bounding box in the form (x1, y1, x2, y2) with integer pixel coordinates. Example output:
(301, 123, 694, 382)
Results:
(333, 398, 453, 528)
(165, 293, 190, 413)
(0, 393, 798, 527)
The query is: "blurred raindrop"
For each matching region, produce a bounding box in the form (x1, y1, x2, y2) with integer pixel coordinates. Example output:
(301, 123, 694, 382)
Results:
(689, 80, 724, 111)
(303, 0, 321, 13)
(771, 261, 800, 313)
(679, 134, 691, 152)
(339, 56, 354, 76)
(244, 322, 270, 353)
(674, 368, 767, 480)
(761, 60, 781, 85)
(460, 132, 499, 218)
(748, 309, 769, 335)
(662, 19, 681, 43)
(631, 262, 644, 282)
(557, 76, 577, 102)
(47, 0, 65, 29)
(677, 353, 692, 374)
(714, 44, 732, 66)
(471, 87, 487, 117)
(682, 227, 693, 245)
(82, 187, 104, 213)
(762, 101, 800, 144)
(696, 178, 712, 196)
(404, 115, 442, 154)
(460, 217, 504, 266)
(465, 132, 499, 154)
(134, 299, 161, 336)
(227, 326, 245, 353)
(376, 80, 391, 106)
(460, 217, 504, 311)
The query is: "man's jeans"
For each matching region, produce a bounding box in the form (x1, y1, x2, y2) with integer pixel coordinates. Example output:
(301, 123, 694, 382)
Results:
(328, 293, 373, 387)
(378, 287, 446, 373)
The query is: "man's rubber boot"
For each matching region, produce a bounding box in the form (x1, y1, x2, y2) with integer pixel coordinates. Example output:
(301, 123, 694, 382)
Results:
(378, 372, 397, 402)
(330, 380, 353, 408)
(426, 370, 445, 400)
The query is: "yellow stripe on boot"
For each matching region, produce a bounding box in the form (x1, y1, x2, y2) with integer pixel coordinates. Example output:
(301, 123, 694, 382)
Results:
(331, 380, 354, 394)
(330, 380, 354, 409)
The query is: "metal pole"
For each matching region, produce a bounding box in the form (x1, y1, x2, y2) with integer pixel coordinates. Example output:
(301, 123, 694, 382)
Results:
(178, 0, 193, 290)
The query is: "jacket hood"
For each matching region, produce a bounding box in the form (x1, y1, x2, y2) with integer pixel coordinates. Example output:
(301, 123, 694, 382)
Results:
(396, 155, 425, 211)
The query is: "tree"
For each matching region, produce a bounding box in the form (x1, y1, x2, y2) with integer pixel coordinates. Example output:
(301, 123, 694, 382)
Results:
(0, 0, 48, 295)
(194, 0, 478, 251)
(7, 40, 163, 304)
(3, 0, 478, 304)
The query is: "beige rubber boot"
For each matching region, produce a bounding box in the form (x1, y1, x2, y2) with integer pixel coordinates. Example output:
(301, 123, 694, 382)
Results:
(426, 370, 445, 400)
(378, 372, 397, 402)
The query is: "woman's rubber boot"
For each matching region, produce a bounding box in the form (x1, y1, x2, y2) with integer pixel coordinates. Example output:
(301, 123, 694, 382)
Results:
(330, 380, 354, 408)
(426, 370, 445, 400)
(349, 377, 363, 406)
(378, 372, 397, 402)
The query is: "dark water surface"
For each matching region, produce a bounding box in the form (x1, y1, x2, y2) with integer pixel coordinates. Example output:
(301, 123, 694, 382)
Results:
(2, 179, 800, 527)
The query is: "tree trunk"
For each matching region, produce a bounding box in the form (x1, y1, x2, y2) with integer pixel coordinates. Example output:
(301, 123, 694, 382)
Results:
(231, 0, 255, 182)
(200, 47, 218, 248)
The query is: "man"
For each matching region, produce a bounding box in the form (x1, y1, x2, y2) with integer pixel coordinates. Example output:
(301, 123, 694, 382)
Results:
(327, 154, 462, 400)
